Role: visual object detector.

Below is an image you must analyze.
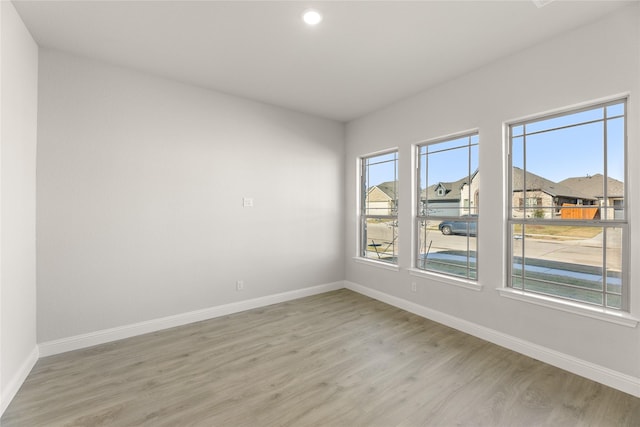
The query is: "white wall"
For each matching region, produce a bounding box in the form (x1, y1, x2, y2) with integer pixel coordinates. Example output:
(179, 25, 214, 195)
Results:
(0, 0, 39, 413)
(37, 50, 345, 342)
(346, 5, 640, 381)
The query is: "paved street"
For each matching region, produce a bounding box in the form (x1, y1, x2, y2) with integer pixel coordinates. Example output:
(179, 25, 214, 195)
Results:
(424, 228, 620, 271)
(366, 221, 620, 271)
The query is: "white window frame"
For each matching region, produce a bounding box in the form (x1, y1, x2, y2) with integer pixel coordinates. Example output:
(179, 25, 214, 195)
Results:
(356, 149, 399, 268)
(505, 98, 630, 313)
(412, 131, 479, 284)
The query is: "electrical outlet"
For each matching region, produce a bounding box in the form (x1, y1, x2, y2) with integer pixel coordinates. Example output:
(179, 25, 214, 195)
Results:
(410, 282, 417, 293)
(236, 280, 245, 291)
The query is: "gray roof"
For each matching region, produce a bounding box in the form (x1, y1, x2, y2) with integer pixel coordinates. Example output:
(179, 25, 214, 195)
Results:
(370, 181, 398, 199)
(420, 170, 478, 202)
(373, 169, 604, 203)
(512, 167, 593, 200)
(558, 174, 624, 199)
(421, 176, 468, 202)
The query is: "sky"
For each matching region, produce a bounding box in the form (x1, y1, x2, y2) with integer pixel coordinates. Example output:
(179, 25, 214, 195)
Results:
(366, 102, 625, 190)
(512, 104, 624, 183)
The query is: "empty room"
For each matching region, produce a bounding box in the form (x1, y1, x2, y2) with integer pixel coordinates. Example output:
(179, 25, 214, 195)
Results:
(2, 0, 640, 425)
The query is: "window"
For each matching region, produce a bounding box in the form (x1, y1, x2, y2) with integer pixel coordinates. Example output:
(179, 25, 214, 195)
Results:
(416, 133, 479, 280)
(360, 151, 398, 264)
(508, 99, 627, 310)
(523, 197, 542, 208)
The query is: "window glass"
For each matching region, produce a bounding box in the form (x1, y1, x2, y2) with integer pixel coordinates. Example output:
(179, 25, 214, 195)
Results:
(360, 151, 398, 264)
(416, 133, 478, 280)
(525, 108, 603, 135)
(508, 100, 627, 310)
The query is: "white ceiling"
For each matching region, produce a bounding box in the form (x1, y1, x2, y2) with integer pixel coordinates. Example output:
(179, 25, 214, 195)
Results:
(13, 0, 634, 122)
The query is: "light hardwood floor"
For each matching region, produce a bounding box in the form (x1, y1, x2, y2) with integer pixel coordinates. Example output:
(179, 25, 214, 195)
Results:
(3, 289, 639, 426)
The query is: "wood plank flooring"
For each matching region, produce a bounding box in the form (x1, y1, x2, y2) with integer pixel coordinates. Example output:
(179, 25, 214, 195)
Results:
(3, 289, 639, 426)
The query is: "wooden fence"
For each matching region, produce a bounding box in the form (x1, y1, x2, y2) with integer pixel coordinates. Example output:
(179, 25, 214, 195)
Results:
(560, 203, 599, 220)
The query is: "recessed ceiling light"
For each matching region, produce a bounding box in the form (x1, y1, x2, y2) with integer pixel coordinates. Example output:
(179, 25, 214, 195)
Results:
(303, 10, 322, 26)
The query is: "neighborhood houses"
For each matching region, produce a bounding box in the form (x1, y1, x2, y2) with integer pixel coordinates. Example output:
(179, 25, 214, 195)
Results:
(558, 174, 624, 220)
(420, 170, 479, 217)
(366, 168, 624, 220)
(365, 181, 398, 216)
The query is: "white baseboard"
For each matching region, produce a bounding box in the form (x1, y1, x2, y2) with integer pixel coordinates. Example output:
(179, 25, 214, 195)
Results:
(39, 281, 344, 357)
(29, 279, 640, 404)
(1, 345, 39, 416)
(344, 281, 640, 398)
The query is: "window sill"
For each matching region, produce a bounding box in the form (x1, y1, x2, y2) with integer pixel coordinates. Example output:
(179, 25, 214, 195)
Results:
(408, 268, 483, 291)
(497, 288, 639, 328)
(352, 257, 400, 272)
